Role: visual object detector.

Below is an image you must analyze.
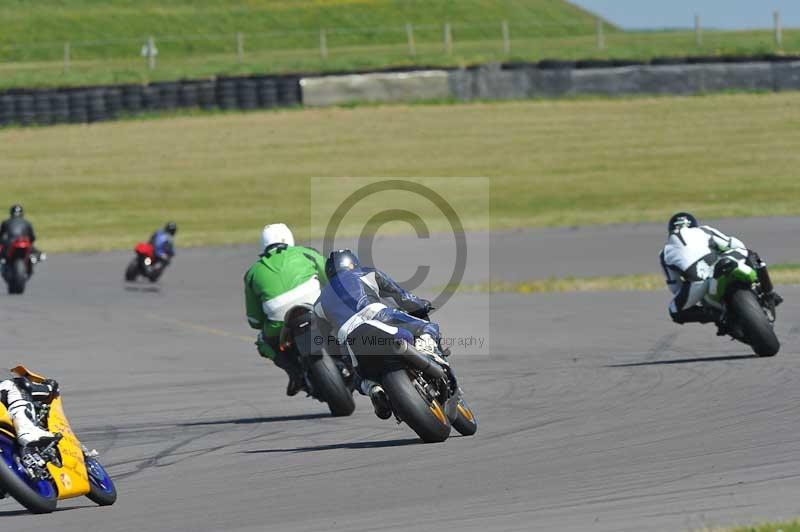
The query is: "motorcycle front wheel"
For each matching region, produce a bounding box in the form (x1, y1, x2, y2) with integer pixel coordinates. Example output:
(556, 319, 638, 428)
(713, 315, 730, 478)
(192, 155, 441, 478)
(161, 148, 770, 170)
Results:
(85, 456, 117, 506)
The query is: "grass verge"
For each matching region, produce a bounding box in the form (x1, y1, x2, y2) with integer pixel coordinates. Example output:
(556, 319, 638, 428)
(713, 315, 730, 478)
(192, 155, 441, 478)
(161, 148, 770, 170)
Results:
(458, 264, 800, 294)
(3, 92, 800, 252)
(709, 519, 800, 532)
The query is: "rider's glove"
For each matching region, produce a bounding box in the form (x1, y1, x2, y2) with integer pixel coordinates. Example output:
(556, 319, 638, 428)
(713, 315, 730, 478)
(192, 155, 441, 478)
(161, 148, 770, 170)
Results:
(713, 258, 737, 279)
(42, 379, 59, 398)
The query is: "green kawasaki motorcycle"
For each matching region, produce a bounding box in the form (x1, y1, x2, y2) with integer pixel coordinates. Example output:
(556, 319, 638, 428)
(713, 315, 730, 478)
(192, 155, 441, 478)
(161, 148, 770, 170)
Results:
(705, 250, 780, 357)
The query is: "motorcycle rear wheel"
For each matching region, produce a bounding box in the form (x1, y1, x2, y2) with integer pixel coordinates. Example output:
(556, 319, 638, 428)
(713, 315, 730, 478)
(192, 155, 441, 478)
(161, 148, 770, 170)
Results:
(8, 259, 26, 294)
(730, 289, 780, 357)
(309, 354, 355, 417)
(382, 369, 451, 443)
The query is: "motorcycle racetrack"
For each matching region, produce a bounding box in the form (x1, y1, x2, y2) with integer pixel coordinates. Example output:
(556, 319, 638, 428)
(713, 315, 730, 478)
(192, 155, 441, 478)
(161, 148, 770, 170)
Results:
(2, 219, 800, 531)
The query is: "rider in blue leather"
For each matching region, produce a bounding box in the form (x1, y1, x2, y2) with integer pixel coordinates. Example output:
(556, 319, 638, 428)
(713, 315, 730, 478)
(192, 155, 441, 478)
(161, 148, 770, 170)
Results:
(316, 249, 437, 419)
(147, 222, 177, 280)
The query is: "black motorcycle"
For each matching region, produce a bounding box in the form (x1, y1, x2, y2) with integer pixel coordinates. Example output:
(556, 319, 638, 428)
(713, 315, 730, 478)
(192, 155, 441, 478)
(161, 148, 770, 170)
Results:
(281, 305, 356, 417)
(348, 307, 477, 443)
(1, 237, 44, 295)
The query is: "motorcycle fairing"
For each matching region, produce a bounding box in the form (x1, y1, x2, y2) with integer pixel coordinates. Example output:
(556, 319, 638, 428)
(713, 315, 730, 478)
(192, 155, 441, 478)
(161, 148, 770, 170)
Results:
(46, 396, 90, 499)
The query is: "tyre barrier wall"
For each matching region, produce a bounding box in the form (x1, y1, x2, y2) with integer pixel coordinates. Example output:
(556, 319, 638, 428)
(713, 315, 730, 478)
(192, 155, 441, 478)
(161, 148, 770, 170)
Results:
(0, 75, 302, 127)
(3, 56, 800, 127)
(449, 60, 800, 101)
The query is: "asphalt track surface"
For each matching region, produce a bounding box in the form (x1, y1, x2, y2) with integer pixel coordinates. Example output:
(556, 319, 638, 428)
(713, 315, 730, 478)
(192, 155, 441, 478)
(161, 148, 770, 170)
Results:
(2, 219, 800, 531)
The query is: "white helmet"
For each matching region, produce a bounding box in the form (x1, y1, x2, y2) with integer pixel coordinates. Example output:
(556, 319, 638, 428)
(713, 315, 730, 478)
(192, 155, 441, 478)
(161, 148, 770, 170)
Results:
(261, 223, 295, 251)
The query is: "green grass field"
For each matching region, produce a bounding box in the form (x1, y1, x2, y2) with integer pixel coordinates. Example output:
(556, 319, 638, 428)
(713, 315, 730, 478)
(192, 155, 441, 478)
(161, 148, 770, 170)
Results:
(0, 0, 796, 88)
(2, 92, 799, 252)
(456, 264, 800, 294)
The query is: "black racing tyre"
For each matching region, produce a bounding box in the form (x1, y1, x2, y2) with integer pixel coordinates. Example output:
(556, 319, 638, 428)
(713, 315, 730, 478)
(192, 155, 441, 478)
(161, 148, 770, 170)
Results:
(84, 457, 117, 506)
(730, 289, 780, 357)
(382, 369, 451, 443)
(451, 396, 478, 437)
(9, 259, 26, 294)
(125, 258, 139, 281)
(0, 449, 58, 513)
(309, 354, 355, 417)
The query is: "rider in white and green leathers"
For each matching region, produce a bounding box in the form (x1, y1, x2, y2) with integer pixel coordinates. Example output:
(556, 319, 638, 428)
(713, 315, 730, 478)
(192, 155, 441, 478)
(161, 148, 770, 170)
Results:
(243, 224, 327, 396)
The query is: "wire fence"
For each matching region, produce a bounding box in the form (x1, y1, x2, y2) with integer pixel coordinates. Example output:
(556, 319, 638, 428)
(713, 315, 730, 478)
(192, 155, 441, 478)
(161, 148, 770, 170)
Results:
(0, 17, 798, 88)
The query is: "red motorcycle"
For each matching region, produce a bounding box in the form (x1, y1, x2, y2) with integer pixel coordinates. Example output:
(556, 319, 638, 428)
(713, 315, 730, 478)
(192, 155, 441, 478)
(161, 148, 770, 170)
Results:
(125, 242, 157, 282)
(1, 237, 43, 294)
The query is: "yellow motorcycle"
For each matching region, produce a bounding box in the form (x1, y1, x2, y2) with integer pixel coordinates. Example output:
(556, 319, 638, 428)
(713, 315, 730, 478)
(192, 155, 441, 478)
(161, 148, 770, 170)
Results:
(0, 366, 117, 513)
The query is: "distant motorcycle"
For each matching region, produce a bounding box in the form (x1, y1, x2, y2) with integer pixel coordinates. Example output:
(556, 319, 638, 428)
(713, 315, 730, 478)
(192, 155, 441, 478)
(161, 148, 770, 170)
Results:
(125, 242, 160, 282)
(1, 237, 45, 294)
(348, 307, 477, 443)
(704, 249, 781, 357)
(0, 366, 117, 514)
(281, 305, 356, 417)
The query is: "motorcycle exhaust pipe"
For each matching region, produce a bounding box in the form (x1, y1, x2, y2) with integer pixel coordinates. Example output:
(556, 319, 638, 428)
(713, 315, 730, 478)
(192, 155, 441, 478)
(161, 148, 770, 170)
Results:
(392, 340, 446, 380)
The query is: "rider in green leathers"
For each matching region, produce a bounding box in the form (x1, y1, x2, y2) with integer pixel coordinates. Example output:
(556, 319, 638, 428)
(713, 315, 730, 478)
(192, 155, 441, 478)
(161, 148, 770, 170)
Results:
(243, 223, 327, 396)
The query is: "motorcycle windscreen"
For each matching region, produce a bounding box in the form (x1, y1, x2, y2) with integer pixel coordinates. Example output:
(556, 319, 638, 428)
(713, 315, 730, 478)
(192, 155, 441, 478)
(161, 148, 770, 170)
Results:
(46, 397, 90, 498)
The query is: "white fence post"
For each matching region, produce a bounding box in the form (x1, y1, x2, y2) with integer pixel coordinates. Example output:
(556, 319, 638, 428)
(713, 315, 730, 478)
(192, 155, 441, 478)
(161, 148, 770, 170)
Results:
(320, 28, 328, 59)
(148, 35, 156, 70)
(236, 32, 244, 62)
(595, 18, 605, 50)
(774, 11, 783, 49)
(406, 23, 416, 58)
(63, 42, 70, 73)
(502, 20, 511, 55)
(444, 22, 453, 56)
(694, 14, 702, 47)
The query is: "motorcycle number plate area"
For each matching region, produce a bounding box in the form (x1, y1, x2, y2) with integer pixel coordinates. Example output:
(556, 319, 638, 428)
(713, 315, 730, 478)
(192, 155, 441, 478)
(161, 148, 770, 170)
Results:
(294, 323, 323, 356)
(46, 397, 90, 498)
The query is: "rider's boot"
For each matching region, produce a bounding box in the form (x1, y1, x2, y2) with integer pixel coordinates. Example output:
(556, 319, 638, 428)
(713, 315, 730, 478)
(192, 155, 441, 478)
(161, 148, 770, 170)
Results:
(273, 350, 305, 397)
(367, 384, 392, 420)
(7, 397, 55, 448)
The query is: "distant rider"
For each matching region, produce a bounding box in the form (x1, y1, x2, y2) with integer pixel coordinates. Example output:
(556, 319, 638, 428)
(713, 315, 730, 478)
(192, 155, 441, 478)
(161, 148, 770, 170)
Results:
(316, 249, 437, 420)
(147, 221, 177, 281)
(0, 370, 59, 448)
(243, 224, 328, 396)
(0, 204, 41, 264)
(659, 212, 782, 330)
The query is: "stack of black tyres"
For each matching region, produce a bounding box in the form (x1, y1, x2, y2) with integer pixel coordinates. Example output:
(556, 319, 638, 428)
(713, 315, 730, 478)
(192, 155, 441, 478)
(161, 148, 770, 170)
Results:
(142, 85, 160, 111)
(0, 94, 14, 126)
(15, 93, 36, 126)
(197, 81, 217, 110)
(155, 82, 179, 110)
(87, 89, 107, 123)
(277, 76, 300, 106)
(104, 88, 123, 120)
(33, 91, 53, 125)
(254, 76, 278, 108)
(122, 85, 144, 114)
(50, 92, 70, 124)
(216, 78, 238, 109)
(236, 79, 258, 110)
(179, 82, 200, 109)
(68, 90, 88, 124)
